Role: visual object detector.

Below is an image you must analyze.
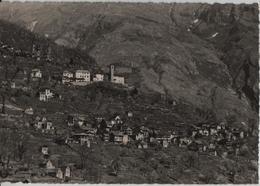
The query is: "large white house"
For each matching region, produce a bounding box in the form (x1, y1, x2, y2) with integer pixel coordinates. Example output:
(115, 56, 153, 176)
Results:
(75, 70, 90, 82)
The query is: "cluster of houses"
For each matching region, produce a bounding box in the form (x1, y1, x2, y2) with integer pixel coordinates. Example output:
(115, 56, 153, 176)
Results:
(33, 116, 56, 134)
(28, 65, 126, 102)
(32, 44, 53, 62)
(0, 42, 52, 63)
(0, 41, 32, 58)
(1, 41, 126, 103)
(62, 111, 249, 158)
(172, 122, 248, 157)
(39, 145, 72, 181)
(65, 114, 97, 146)
(62, 65, 125, 86)
(39, 89, 59, 102)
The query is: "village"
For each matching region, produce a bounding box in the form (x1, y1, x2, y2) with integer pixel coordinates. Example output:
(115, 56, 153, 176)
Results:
(0, 41, 258, 183)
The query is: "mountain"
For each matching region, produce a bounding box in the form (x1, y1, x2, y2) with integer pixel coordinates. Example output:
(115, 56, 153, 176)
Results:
(187, 3, 259, 111)
(0, 2, 258, 122)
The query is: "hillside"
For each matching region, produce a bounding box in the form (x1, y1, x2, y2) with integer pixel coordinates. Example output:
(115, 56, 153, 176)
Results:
(0, 19, 97, 70)
(0, 3, 258, 184)
(0, 2, 257, 122)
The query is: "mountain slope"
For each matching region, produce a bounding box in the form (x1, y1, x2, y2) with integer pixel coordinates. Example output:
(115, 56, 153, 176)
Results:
(186, 3, 259, 111)
(0, 2, 257, 122)
(0, 19, 97, 74)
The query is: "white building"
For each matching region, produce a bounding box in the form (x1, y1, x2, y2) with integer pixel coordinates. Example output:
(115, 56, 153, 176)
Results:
(41, 146, 49, 155)
(65, 166, 71, 178)
(75, 70, 90, 82)
(31, 69, 42, 79)
(80, 137, 91, 147)
(110, 65, 125, 85)
(10, 82, 16, 89)
(56, 168, 63, 179)
(127, 111, 133, 118)
(163, 140, 169, 148)
(93, 74, 104, 82)
(46, 160, 55, 169)
(62, 70, 74, 84)
(112, 76, 125, 85)
(24, 107, 34, 115)
(122, 135, 129, 145)
(46, 121, 53, 130)
(39, 89, 54, 102)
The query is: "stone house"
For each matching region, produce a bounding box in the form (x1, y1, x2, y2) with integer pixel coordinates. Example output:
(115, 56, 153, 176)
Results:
(208, 143, 216, 150)
(93, 74, 104, 82)
(136, 132, 145, 141)
(203, 129, 209, 136)
(24, 107, 34, 115)
(39, 89, 54, 102)
(122, 135, 129, 145)
(46, 160, 55, 169)
(65, 166, 71, 178)
(67, 115, 75, 127)
(65, 137, 76, 144)
(62, 71, 74, 84)
(56, 168, 63, 179)
(127, 111, 133, 118)
(41, 146, 49, 155)
(76, 116, 87, 127)
(163, 140, 169, 148)
(138, 141, 148, 149)
(179, 137, 192, 147)
(123, 126, 133, 136)
(114, 115, 123, 124)
(31, 69, 42, 80)
(240, 131, 245, 139)
(112, 76, 125, 85)
(10, 82, 16, 89)
(198, 129, 203, 135)
(113, 131, 124, 144)
(102, 133, 110, 142)
(149, 137, 156, 143)
(80, 137, 91, 147)
(45, 121, 52, 130)
(210, 127, 217, 135)
(191, 130, 197, 137)
(110, 65, 125, 85)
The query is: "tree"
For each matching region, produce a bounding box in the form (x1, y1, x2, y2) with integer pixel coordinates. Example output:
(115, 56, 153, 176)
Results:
(0, 52, 21, 114)
(181, 152, 198, 169)
(69, 139, 103, 181)
(109, 158, 120, 176)
(130, 87, 138, 97)
(16, 139, 27, 161)
(0, 129, 16, 177)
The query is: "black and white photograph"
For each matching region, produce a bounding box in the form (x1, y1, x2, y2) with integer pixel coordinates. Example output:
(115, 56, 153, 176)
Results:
(0, 0, 258, 184)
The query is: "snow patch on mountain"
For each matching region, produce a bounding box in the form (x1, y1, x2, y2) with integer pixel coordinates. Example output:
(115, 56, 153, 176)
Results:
(211, 32, 218, 38)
